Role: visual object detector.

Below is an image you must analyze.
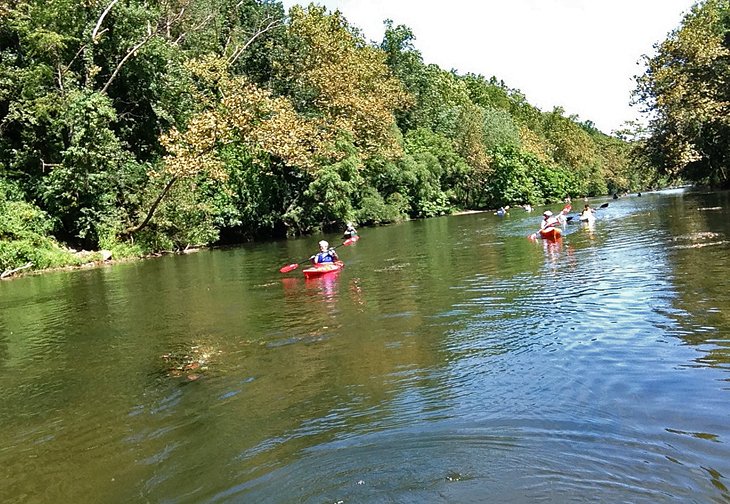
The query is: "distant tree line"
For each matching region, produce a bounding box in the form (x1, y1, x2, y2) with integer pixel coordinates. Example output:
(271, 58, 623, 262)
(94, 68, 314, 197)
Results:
(1, 0, 677, 272)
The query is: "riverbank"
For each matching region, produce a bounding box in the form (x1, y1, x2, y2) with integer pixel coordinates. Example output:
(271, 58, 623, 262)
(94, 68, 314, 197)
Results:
(0, 247, 203, 281)
(1, 253, 129, 281)
(451, 209, 489, 216)
(0, 205, 550, 281)
(0, 209, 490, 280)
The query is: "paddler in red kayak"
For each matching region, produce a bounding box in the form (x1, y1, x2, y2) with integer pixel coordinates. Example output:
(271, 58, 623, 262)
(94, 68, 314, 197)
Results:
(343, 222, 358, 239)
(540, 210, 561, 230)
(310, 240, 339, 264)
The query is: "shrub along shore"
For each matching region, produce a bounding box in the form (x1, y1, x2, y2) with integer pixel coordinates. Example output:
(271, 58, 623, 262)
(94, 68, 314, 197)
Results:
(4, 1, 724, 279)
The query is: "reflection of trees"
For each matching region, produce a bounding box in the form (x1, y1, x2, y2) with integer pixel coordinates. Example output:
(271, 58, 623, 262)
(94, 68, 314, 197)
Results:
(0, 273, 79, 414)
(226, 218, 520, 476)
(5, 195, 730, 500)
(661, 192, 730, 369)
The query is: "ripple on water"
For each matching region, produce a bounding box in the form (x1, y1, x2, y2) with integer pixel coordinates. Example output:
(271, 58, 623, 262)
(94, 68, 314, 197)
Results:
(219, 419, 727, 503)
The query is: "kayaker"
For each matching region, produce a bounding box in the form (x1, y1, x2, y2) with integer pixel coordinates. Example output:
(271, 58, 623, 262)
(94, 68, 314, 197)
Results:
(540, 210, 561, 230)
(311, 240, 339, 264)
(343, 222, 357, 239)
(528, 210, 562, 239)
(580, 204, 595, 221)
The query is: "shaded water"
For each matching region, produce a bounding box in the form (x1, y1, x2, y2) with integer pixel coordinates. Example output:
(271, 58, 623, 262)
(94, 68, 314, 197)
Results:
(1, 189, 730, 503)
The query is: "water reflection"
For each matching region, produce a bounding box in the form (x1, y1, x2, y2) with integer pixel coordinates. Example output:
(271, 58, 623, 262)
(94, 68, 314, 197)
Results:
(581, 217, 596, 239)
(304, 271, 341, 302)
(2, 189, 730, 503)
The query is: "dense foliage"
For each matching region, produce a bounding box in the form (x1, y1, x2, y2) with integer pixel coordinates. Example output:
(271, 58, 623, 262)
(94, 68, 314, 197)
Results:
(1, 0, 640, 273)
(633, 0, 730, 188)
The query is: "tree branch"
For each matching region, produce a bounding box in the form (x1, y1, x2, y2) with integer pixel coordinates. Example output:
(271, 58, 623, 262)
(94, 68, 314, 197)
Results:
(124, 175, 178, 236)
(1, 262, 33, 280)
(174, 13, 213, 45)
(92, 0, 119, 41)
(101, 6, 187, 93)
(227, 17, 282, 66)
(101, 35, 152, 94)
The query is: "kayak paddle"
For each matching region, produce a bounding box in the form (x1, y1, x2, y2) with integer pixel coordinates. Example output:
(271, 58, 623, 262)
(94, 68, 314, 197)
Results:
(279, 237, 358, 273)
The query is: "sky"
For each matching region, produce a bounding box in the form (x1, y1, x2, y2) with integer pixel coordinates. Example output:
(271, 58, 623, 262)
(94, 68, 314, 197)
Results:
(280, 0, 698, 134)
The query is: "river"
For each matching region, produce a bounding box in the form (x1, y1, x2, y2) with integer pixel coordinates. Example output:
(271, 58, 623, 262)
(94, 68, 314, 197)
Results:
(1, 188, 729, 503)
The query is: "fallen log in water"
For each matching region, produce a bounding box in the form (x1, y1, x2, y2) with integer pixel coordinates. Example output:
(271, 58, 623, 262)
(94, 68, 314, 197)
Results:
(1, 262, 33, 280)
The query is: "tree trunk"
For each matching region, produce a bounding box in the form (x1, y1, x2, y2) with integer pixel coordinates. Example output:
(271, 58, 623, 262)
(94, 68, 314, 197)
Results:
(124, 176, 177, 237)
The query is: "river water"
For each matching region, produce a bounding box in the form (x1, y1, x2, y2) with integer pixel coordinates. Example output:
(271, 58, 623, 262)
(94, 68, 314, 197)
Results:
(1, 188, 729, 503)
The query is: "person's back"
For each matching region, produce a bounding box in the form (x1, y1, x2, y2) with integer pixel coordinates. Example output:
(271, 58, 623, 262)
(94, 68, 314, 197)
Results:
(579, 205, 595, 222)
(344, 222, 357, 239)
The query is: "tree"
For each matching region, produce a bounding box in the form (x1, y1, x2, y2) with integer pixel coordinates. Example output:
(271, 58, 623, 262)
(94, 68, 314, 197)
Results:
(634, 0, 730, 187)
(127, 55, 326, 236)
(273, 5, 411, 160)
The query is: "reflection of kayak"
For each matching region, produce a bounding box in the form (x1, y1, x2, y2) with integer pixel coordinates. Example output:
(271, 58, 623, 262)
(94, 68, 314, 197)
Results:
(539, 227, 562, 240)
(303, 260, 344, 279)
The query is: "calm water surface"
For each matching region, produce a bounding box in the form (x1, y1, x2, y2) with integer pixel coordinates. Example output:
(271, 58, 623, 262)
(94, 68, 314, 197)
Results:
(1, 189, 730, 503)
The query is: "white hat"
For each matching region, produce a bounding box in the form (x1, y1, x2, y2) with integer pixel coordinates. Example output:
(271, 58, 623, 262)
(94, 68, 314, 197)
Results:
(543, 210, 553, 217)
(318, 240, 329, 248)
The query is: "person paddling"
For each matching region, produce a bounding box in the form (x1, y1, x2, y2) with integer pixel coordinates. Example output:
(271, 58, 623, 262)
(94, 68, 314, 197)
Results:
(540, 210, 561, 230)
(343, 222, 357, 239)
(310, 240, 339, 264)
(579, 204, 596, 222)
(528, 210, 562, 239)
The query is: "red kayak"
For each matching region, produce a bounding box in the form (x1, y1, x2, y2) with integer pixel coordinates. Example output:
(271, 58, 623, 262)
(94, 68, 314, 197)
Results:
(538, 227, 562, 240)
(302, 260, 344, 279)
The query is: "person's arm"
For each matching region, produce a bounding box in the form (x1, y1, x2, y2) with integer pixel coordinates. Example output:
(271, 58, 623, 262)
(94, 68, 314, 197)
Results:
(329, 249, 339, 260)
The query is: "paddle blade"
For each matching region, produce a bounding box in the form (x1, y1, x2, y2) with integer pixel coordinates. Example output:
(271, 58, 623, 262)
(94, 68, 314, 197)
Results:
(600, 203, 609, 208)
(279, 263, 299, 273)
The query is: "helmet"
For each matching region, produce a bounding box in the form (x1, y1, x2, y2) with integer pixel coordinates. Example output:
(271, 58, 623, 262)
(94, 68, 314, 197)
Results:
(318, 240, 329, 248)
(543, 210, 553, 217)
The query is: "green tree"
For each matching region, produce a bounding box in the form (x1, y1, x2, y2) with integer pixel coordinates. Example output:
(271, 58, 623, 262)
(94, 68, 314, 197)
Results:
(484, 146, 542, 206)
(273, 5, 411, 159)
(634, 0, 730, 187)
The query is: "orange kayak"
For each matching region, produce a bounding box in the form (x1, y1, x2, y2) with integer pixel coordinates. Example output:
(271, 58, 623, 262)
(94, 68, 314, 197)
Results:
(539, 227, 562, 240)
(302, 260, 344, 279)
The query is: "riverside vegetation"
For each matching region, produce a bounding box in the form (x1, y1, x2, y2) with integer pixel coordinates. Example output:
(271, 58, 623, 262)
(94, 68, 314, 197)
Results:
(1, 0, 728, 276)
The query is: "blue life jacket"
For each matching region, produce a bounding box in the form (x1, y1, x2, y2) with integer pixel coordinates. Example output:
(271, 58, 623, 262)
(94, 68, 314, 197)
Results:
(315, 250, 335, 263)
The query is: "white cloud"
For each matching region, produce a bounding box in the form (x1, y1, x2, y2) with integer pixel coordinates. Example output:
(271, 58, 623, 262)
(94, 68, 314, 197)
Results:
(281, 0, 696, 133)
